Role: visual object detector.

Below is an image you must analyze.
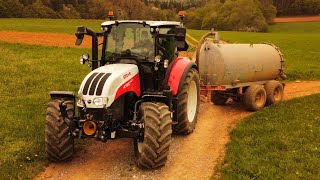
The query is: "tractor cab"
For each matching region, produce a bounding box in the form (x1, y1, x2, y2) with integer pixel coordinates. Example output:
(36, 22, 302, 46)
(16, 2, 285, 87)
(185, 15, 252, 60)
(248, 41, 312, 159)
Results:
(76, 20, 188, 67)
(101, 21, 188, 63)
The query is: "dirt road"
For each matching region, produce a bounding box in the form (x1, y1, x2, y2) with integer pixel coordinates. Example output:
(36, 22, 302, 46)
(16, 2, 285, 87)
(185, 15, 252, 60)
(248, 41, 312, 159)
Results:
(35, 81, 320, 180)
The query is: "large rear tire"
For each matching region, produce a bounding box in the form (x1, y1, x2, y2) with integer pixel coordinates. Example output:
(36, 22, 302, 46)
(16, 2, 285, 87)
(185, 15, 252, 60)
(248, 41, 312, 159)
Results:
(211, 91, 229, 105)
(264, 80, 284, 105)
(45, 98, 74, 162)
(173, 68, 200, 134)
(243, 85, 266, 111)
(134, 102, 172, 169)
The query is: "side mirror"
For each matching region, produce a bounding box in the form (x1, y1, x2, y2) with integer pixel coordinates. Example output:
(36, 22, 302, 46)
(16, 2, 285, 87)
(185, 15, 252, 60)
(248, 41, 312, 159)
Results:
(174, 27, 188, 51)
(75, 26, 86, 45)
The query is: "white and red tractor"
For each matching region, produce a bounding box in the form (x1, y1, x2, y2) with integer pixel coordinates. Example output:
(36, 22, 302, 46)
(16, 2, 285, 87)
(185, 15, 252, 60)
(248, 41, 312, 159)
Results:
(45, 20, 200, 168)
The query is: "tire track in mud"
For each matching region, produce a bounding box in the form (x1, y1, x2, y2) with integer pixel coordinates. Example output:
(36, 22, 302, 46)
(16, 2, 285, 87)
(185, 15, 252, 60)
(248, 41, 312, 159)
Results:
(35, 81, 320, 180)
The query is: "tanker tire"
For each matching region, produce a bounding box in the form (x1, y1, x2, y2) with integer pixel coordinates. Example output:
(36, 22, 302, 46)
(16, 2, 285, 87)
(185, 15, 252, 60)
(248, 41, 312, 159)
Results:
(134, 102, 172, 169)
(264, 80, 284, 105)
(244, 85, 266, 111)
(45, 98, 74, 162)
(173, 68, 200, 134)
(211, 91, 229, 105)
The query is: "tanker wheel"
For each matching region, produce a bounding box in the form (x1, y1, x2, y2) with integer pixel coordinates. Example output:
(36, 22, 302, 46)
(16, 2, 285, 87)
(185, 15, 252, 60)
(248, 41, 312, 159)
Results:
(243, 85, 266, 111)
(45, 98, 74, 162)
(211, 91, 229, 105)
(134, 102, 172, 169)
(264, 80, 284, 105)
(173, 68, 200, 134)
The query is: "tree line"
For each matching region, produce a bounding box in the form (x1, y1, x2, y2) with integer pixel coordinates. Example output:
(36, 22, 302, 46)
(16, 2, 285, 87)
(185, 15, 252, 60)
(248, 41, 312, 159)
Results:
(0, 0, 319, 32)
(0, 0, 203, 20)
(273, 0, 320, 16)
(184, 0, 277, 32)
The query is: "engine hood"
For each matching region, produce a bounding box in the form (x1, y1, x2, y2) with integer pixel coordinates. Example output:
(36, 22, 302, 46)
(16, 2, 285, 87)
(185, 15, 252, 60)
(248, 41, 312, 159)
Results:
(78, 64, 139, 108)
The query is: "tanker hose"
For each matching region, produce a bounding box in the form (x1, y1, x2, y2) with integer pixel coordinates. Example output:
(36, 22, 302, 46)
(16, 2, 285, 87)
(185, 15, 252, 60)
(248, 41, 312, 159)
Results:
(195, 32, 220, 68)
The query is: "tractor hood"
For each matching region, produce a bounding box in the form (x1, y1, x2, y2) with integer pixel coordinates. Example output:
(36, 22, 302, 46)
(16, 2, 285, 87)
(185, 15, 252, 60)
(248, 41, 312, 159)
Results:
(77, 64, 140, 108)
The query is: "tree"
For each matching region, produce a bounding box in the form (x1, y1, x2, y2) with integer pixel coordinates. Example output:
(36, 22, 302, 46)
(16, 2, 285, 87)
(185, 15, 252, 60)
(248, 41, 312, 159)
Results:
(216, 0, 267, 32)
(0, 0, 24, 17)
(257, 0, 276, 24)
(22, 0, 58, 18)
(59, 4, 80, 19)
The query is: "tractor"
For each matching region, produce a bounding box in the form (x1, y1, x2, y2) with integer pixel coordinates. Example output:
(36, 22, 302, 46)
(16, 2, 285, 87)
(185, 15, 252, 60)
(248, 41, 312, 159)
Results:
(45, 18, 200, 168)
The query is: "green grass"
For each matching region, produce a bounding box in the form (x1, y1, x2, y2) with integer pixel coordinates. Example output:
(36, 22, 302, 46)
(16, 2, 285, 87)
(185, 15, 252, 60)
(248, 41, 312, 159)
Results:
(0, 18, 103, 34)
(0, 42, 90, 179)
(188, 22, 320, 81)
(221, 94, 320, 179)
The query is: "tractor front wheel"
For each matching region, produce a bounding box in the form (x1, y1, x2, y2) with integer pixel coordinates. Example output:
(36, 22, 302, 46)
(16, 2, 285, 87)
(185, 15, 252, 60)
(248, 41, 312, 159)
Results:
(134, 102, 172, 169)
(45, 98, 74, 162)
(173, 68, 200, 134)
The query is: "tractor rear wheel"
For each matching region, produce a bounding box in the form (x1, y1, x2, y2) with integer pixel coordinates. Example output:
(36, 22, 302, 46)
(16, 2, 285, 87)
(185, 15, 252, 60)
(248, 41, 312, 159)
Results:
(134, 102, 172, 169)
(243, 85, 266, 111)
(173, 68, 200, 134)
(211, 91, 229, 105)
(264, 80, 284, 105)
(45, 98, 74, 162)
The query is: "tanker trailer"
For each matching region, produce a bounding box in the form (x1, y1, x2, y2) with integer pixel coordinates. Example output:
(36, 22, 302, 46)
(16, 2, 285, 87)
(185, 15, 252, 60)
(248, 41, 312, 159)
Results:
(195, 32, 287, 111)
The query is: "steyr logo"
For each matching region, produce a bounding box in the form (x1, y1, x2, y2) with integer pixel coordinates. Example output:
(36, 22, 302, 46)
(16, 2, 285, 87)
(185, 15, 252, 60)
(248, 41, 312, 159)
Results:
(123, 72, 131, 79)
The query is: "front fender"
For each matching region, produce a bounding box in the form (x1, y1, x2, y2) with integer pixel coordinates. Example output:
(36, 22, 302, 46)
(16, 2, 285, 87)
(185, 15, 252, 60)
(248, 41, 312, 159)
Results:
(165, 57, 197, 95)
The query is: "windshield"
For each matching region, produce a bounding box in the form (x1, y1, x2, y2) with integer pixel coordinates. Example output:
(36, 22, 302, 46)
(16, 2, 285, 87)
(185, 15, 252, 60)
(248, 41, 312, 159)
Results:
(106, 23, 154, 60)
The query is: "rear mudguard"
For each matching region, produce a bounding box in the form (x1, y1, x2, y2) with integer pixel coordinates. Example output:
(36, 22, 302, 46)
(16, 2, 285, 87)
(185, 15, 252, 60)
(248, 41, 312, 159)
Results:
(165, 57, 197, 95)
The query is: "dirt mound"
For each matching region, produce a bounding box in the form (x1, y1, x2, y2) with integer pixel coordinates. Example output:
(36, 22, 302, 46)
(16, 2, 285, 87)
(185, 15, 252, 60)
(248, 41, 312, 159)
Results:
(35, 81, 320, 180)
(274, 16, 320, 23)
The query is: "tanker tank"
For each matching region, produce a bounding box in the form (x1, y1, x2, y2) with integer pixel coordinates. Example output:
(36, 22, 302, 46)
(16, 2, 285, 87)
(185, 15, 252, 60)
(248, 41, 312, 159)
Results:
(194, 32, 287, 111)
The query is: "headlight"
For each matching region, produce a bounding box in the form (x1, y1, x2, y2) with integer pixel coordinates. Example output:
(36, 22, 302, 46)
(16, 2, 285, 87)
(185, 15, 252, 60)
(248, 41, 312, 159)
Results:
(93, 97, 108, 106)
(164, 59, 169, 68)
(82, 53, 90, 60)
(155, 55, 161, 63)
(80, 53, 90, 64)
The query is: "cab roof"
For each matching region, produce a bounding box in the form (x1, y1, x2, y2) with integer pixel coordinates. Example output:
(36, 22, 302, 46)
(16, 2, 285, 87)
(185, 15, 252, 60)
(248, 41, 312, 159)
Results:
(101, 20, 180, 27)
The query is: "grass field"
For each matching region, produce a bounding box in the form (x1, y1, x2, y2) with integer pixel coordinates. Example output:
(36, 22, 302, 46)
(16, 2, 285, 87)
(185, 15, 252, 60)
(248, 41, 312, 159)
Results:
(0, 42, 90, 179)
(0, 18, 102, 34)
(188, 22, 320, 81)
(221, 93, 320, 179)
